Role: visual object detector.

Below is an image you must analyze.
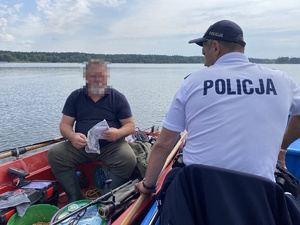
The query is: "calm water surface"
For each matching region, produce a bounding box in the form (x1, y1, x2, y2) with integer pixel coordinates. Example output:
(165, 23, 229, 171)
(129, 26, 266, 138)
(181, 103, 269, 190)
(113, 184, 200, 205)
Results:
(0, 63, 299, 161)
(0, 63, 201, 152)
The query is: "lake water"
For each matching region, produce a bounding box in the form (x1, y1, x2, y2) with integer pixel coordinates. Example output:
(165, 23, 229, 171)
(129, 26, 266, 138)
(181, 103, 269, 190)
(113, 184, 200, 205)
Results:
(1, 62, 300, 160)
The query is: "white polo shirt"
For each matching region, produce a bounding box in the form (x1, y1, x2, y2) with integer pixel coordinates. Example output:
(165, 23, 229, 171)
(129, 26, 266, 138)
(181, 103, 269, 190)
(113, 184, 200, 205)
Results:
(162, 52, 300, 181)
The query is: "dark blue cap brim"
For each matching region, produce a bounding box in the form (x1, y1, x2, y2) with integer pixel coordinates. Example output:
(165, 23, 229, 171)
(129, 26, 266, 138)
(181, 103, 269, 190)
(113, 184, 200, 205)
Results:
(189, 37, 246, 47)
(188, 37, 208, 47)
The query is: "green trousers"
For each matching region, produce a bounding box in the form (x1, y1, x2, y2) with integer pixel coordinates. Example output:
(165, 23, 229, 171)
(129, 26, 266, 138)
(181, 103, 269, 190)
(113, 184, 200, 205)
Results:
(48, 139, 137, 179)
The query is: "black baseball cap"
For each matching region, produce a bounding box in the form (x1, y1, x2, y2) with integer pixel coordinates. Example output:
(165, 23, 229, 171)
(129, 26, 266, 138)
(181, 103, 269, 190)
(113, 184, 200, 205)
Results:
(188, 20, 246, 47)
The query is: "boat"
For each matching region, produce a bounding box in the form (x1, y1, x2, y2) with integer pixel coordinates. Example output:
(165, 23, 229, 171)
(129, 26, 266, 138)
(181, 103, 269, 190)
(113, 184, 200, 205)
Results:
(0, 127, 187, 225)
(1, 128, 299, 225)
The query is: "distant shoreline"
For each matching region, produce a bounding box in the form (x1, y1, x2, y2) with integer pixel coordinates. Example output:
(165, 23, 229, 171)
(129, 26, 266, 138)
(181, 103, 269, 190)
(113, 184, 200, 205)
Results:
(1, 50, 299, 64)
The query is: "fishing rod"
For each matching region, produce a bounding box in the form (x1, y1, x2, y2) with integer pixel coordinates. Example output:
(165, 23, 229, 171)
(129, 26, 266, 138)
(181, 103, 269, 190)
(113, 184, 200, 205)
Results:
(51, 180, 134, 225)
(98, 190, 139, 219)
(0, 137, 65, 159)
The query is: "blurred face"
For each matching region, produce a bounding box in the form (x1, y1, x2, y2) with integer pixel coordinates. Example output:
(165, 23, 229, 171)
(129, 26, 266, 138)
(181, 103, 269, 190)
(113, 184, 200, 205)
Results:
(202, 40, 216, 67)
(85, 62, 108, 95)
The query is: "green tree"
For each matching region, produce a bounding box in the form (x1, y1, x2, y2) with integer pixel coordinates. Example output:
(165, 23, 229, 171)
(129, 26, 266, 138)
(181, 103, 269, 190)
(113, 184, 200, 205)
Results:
(275, 57, 289, 64)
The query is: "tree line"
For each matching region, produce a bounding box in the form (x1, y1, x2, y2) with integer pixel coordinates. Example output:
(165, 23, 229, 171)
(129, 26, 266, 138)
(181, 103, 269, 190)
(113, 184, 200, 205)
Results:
(0, 50, 299, 64)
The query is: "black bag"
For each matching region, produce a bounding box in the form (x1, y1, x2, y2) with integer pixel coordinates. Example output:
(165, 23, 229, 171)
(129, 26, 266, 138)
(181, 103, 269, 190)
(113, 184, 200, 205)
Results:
(275, 161, 300, 197)
(134, 128, 149, 142)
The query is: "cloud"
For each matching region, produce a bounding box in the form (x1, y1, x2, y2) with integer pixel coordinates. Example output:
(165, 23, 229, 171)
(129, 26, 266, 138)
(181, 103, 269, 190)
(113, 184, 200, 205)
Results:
(90, 0, 126, 7)
(106, 0, 299, 40)
(0, 33, 14, 42)
(34, 0, 126, 34)
(35, 0, 90, 33)
(1, 0, 300, 58)
(13, 3, 23, 12)
(0, 18, 7, 32)
(0, 18, 15, 41)
(8, 13, 45, 37)
(18, 40, 34, 46)
(95, 0, 300, 58)
(0, 3, 8, 16)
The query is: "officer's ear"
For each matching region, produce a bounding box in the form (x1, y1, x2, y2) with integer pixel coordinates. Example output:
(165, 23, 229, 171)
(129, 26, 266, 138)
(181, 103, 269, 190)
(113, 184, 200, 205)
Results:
(212, 40, 221, 55)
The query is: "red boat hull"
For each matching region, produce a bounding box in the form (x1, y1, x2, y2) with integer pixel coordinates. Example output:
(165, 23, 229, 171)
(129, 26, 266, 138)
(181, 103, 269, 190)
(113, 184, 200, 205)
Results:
(0, 130, 169, 224)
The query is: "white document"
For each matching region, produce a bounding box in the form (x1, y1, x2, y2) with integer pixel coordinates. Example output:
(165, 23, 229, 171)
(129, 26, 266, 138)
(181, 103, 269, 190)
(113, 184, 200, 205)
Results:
(85, 119, 109, 154)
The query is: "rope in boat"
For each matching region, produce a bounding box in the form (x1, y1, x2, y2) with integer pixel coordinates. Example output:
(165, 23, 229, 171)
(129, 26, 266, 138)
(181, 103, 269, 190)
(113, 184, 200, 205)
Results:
(85, 188, 102, 198)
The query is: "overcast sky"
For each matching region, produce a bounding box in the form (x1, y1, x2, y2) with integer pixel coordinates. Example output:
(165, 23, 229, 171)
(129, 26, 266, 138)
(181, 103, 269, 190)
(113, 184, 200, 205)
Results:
(0, 0, 299, 59)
